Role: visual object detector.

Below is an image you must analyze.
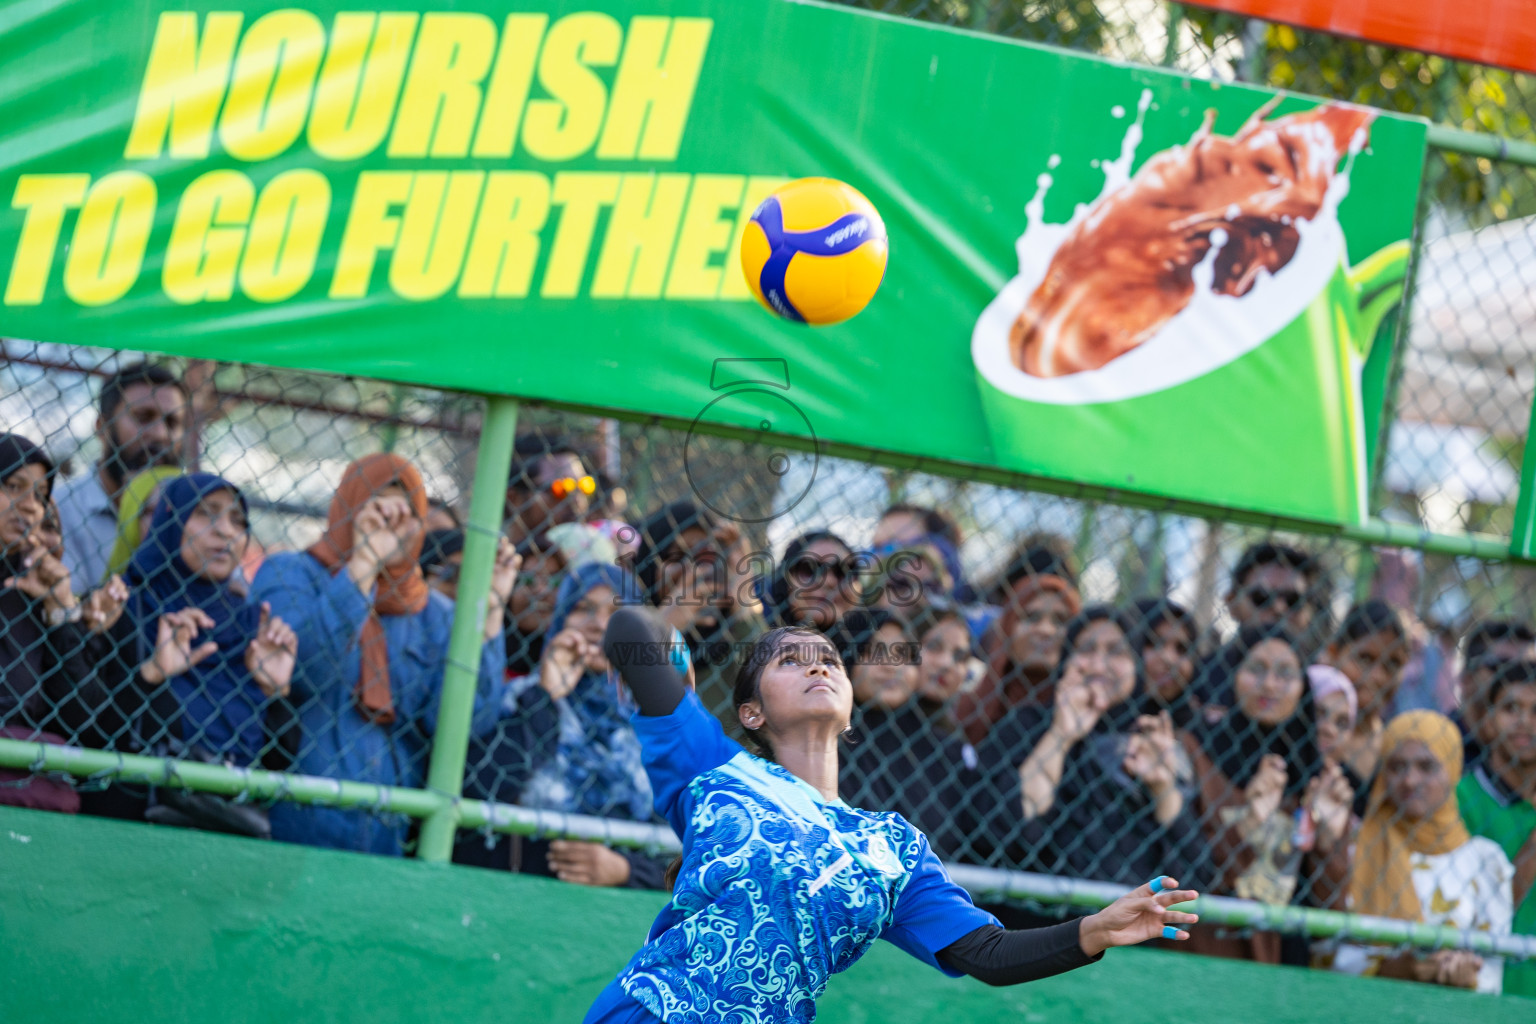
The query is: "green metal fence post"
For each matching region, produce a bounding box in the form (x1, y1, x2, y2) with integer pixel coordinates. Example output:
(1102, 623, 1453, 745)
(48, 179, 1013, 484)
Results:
(416, 394, 520, 863)
(1162, 3, 1184, 67)
(1511, 411, 1536, 560)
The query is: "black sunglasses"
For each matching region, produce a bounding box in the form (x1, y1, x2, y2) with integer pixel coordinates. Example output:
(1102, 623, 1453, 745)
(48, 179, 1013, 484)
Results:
(787, 555, 855, 585)
(1244, 586, 1303, 610)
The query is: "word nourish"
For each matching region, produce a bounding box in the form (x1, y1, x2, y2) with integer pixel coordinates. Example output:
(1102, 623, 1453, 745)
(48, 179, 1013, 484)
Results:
(4, 10, 779, 308)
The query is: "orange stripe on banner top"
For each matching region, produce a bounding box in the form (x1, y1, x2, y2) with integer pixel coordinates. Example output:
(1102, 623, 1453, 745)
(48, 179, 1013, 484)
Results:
(1179, 0, 1536, 75)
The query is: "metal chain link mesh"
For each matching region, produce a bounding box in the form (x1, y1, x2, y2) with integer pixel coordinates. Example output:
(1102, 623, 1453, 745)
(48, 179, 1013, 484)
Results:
(2, 0, 1534, 980)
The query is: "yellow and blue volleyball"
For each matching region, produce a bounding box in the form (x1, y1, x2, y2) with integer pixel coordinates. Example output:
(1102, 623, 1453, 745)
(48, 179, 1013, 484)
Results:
(740, 178, 888, 326)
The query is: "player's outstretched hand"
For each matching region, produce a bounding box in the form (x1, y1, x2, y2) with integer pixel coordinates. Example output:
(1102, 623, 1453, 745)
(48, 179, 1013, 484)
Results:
(1078, 876, 1199, 957)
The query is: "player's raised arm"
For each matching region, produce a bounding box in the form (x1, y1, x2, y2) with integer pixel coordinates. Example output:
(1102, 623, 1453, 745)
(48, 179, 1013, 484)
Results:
(601, 605, 690, 717)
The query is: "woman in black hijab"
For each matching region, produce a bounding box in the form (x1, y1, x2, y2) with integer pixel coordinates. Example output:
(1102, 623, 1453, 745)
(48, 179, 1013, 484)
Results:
(0, 434, 133, 812)
(836, 606, 978, 860)
(1126, 597, 1202, 731)
(970, 605, 1210, 890)
(763, 530, 862, 631)
(1179, 625, 1355, 963)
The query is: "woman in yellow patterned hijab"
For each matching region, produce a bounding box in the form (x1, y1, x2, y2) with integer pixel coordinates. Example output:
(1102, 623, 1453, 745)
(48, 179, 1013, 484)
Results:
(1341, 710, 1513, 992)
(1349, 710, 1470, 920)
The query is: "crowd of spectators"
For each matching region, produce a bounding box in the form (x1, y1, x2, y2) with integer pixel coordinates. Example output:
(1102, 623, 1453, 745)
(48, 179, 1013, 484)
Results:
(0, 361, 1532, 996)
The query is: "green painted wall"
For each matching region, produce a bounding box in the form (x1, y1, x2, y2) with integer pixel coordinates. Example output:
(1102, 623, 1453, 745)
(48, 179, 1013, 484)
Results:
(0, 806, 1526, 1023)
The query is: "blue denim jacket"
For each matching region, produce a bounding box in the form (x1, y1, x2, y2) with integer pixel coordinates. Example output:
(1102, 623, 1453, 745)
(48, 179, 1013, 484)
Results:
(250, 551, 525, 855)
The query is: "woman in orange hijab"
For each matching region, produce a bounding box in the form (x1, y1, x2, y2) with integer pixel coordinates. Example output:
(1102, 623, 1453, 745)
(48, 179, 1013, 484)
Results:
(1331, 710, 1514, 992)
(250, 454, 524, 856)
(955, 572, 1081, 747)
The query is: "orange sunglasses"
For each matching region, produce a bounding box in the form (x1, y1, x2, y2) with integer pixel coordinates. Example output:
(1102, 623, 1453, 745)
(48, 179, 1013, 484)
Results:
(549, 475, 597, 499)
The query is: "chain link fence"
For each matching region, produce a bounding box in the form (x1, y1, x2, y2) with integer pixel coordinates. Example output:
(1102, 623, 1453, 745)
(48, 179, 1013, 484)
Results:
(2, 338, 1532, 983)
(2, 0, 1534, 995)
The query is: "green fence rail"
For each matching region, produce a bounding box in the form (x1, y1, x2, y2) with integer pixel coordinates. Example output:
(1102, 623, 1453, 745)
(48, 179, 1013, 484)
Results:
(5, 735, 1531, 962)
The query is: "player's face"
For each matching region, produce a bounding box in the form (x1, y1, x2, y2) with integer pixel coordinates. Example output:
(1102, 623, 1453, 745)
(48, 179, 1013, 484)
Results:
(753, 635, 853, 733)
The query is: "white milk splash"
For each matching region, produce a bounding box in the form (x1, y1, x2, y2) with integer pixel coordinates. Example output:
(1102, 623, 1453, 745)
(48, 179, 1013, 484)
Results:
(973, 91, 1366, 406)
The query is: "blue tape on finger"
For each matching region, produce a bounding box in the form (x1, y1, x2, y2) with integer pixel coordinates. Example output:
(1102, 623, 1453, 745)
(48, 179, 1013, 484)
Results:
(1148, 876, 1166, 894)
(1162, 925, 1180, 940)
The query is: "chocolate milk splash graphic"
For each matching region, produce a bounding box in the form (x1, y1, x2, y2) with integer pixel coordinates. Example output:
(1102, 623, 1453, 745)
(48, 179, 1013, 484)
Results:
(1011, 98, 1375, 378)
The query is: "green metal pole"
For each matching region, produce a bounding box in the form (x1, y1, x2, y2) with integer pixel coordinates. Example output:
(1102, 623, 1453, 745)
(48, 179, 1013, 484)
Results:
(1073, 503, 1098, 578)
(1426, 124, 1536, 169)
(968, 0, 993, 32)
(1339, 517, 1508, 561)
(1162, 3, 1184, 67)
(1511, 422, 1536, 559)
(416, 394, 520, 863)
(0, 737, 671, 850)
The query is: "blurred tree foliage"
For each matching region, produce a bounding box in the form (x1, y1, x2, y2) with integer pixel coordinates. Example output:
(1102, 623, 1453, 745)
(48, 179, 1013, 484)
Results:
(844, 0, 1110, 50)
(1185, 9, 1536, 224)
(836, 0, 1536, 225)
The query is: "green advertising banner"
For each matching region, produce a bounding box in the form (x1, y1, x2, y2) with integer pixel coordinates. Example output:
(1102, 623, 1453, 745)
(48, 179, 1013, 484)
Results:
(0, 0, 1427, 525)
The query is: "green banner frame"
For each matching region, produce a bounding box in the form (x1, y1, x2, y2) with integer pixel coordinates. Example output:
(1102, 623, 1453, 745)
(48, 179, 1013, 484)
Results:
(0, 0, 1428, 528)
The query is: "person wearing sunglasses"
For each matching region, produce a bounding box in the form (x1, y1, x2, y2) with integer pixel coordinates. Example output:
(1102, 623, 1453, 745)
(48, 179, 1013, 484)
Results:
(1224, 542, 1319, 643)
(765, 531, 865, 632)
(870, 504, 971, 602)
(503, 434, 594, 547)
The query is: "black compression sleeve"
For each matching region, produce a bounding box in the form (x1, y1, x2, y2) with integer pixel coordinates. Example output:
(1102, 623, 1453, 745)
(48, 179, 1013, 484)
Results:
(601, 606, 687, 717)
(936, 920, 1102, 986)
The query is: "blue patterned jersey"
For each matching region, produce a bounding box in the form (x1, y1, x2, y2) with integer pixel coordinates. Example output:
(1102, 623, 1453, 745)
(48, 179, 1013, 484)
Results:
(609, 690, 998, 1024)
